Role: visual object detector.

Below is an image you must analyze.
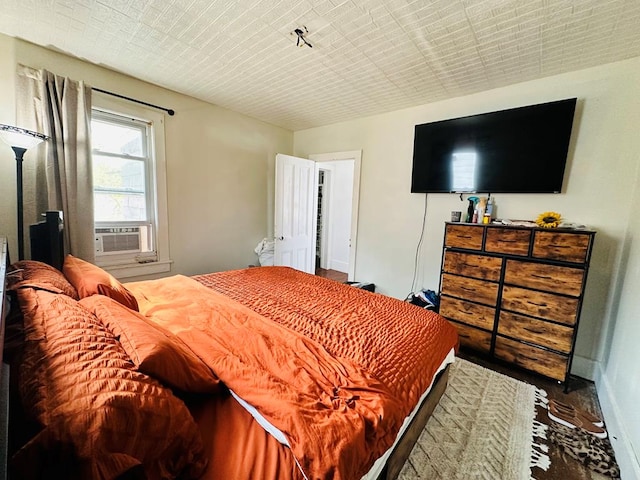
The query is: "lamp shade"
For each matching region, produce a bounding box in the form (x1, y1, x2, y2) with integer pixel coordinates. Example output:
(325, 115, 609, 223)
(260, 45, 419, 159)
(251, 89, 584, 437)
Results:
(0, 124, 48, 149)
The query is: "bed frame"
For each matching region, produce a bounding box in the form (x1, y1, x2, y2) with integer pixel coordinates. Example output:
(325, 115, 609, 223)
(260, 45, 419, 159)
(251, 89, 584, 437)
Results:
(0, 232, 450, 480)
(376, 366, 449, 479)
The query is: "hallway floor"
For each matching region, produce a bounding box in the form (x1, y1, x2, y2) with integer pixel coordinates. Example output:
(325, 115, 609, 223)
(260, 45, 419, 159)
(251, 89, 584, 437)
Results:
(315, 268, 347, 282)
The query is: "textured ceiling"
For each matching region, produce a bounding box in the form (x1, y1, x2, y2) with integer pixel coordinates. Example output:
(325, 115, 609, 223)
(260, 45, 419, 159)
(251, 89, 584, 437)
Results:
(1, 0, 640, 130)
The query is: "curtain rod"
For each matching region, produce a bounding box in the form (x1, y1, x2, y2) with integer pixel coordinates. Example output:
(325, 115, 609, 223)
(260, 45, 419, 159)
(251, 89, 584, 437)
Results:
(92, 87, 175, 116)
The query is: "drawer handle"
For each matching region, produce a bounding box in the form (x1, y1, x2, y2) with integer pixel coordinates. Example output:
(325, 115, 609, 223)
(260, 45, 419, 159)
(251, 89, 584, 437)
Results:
(457, 235, 473, 239)
(532, 274, 552, 279)
(523, 327, 543, 334)
(526, 300, 547, 307)
(500, 239, 517, 243)
(460, 286, 475, 291)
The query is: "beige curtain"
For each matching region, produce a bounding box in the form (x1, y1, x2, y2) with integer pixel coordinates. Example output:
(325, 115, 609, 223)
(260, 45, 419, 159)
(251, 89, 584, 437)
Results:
(17, 65, 94, 262)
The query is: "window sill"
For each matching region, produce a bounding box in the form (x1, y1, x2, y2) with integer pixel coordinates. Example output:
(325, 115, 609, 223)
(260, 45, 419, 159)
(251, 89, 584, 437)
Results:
(100, 260, 172, 280)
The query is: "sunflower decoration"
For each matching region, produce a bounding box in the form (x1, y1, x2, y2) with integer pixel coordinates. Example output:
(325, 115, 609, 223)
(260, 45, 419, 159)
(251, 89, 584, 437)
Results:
(536, 211, 562, 228)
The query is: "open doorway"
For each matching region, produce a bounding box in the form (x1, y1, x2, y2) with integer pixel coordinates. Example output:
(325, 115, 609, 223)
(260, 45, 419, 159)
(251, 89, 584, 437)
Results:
(310, 152, 359, 282)
(315, 168, 348, 282)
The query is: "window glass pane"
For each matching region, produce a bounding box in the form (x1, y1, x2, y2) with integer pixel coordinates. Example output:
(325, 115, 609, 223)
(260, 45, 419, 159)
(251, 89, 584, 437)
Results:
(93, 155, 145, 193)
(92, 118, 144, 156)
(94, 192, 147, 222)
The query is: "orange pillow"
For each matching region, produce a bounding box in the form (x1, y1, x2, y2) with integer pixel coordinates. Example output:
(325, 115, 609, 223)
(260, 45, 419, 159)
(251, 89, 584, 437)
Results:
(80, 295, 221, 394)
(15, 288, 207, 479)
(63, 254, 139, 311)
(9, 260, 79, 299)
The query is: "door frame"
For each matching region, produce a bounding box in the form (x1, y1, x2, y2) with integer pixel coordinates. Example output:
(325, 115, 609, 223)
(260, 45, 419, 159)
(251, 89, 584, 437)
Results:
(308, 150, 361, 282)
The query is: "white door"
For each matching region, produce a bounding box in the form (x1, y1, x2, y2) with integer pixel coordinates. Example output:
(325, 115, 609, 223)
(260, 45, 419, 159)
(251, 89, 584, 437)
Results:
(274, 154, 317, 274)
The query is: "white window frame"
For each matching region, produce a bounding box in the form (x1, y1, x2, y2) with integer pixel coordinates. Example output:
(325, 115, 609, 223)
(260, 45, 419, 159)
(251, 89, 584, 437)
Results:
(91, 92, 171, 278)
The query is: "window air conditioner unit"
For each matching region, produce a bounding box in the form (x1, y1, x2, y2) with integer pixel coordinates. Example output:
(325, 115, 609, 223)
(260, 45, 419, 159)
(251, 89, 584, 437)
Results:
(95, 227, 142, 254)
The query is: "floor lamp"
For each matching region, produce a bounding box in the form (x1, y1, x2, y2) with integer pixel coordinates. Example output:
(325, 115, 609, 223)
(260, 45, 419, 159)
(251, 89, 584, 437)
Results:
(0, 124, 48, 260)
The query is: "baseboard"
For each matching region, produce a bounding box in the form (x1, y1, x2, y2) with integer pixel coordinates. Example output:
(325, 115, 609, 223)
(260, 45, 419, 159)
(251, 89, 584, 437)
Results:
(570, 354, 597, 381)
(595, 363, 640, 480)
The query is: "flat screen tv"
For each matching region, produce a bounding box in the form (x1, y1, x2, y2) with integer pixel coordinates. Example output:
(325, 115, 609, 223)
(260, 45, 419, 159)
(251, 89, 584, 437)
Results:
(411, 98, 577, 193)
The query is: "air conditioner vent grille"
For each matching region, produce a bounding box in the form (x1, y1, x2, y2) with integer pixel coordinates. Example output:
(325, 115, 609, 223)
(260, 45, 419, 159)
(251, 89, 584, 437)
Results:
(101, 233, 141, 253)
(95, 226, 146, 255)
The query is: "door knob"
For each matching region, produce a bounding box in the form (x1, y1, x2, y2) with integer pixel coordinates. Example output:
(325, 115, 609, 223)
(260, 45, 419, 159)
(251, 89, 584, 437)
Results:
(277, 236, 284, 241)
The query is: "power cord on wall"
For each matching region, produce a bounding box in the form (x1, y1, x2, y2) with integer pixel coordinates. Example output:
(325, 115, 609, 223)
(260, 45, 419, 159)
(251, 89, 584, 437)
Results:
(407, 194, 428, 300)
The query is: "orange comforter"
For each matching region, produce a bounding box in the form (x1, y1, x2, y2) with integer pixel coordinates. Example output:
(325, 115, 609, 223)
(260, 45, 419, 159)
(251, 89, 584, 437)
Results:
(194, 267, 459, 408)
(127, 268, 458, 479)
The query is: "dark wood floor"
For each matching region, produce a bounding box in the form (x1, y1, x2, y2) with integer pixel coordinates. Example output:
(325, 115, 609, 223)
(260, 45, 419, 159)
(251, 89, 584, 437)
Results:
(315, 268, 347, 282)
(459, 351, 614, 480)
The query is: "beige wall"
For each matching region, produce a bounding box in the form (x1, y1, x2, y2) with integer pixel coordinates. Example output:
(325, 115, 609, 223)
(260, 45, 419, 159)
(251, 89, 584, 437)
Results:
(0, 35, 293, 277)
(597, 132, 640, 478)
(294, 57, 640, 476)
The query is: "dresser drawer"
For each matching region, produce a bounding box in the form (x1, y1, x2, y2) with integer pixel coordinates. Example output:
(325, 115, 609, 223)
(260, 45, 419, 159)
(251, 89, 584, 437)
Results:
(501, 286, 578, 325)
(441, 273, 499, 306)
(533, 231, 591, 263)
(452, 321, 492, 354)
(498, 311, 573, 353)
(494, 337, 568, 381)
(443, 251, 502, 281)
(485, 228, 531, 256)
(440, 296, 496, 331)
(504, 260, 584, 296)
(444, 225, 483, 250)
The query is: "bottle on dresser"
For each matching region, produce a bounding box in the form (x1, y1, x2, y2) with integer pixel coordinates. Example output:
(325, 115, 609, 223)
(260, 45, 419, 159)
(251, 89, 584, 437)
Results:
(486, 197, 494, 218)
(484, 197, 494, 223)
(476, 197, 487, 223)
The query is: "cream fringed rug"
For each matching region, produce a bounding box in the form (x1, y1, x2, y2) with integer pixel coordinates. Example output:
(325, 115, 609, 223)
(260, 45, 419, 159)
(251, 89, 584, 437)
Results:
(399, 358, 550, 480)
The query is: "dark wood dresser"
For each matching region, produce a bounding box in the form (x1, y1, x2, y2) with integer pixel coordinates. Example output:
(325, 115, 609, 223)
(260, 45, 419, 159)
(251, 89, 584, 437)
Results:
(439, 223, 595, 386)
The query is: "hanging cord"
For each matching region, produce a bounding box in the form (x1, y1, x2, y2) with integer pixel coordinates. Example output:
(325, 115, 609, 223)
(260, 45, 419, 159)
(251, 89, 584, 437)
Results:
(408, 194, 429, 299)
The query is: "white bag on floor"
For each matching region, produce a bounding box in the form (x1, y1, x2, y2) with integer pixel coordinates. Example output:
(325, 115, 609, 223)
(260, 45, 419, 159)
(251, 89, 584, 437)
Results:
(254, 238, 275, 266)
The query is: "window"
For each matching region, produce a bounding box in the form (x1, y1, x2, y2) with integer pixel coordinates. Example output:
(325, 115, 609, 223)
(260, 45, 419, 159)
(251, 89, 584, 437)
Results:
(92, 112, 150, 224)
(90, 95, 170, 278)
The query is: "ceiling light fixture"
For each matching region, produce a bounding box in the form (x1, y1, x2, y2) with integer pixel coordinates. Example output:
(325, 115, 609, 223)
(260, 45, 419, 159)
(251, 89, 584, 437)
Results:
(292, 26, 313, 48)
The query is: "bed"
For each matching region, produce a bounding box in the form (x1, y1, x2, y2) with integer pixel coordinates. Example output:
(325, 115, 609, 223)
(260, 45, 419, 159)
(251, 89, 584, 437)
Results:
(0, 233, 458, 480)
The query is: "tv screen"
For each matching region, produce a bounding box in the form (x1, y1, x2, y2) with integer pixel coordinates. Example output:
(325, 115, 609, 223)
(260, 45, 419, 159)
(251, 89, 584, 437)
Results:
(411, 98, 577, 193)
